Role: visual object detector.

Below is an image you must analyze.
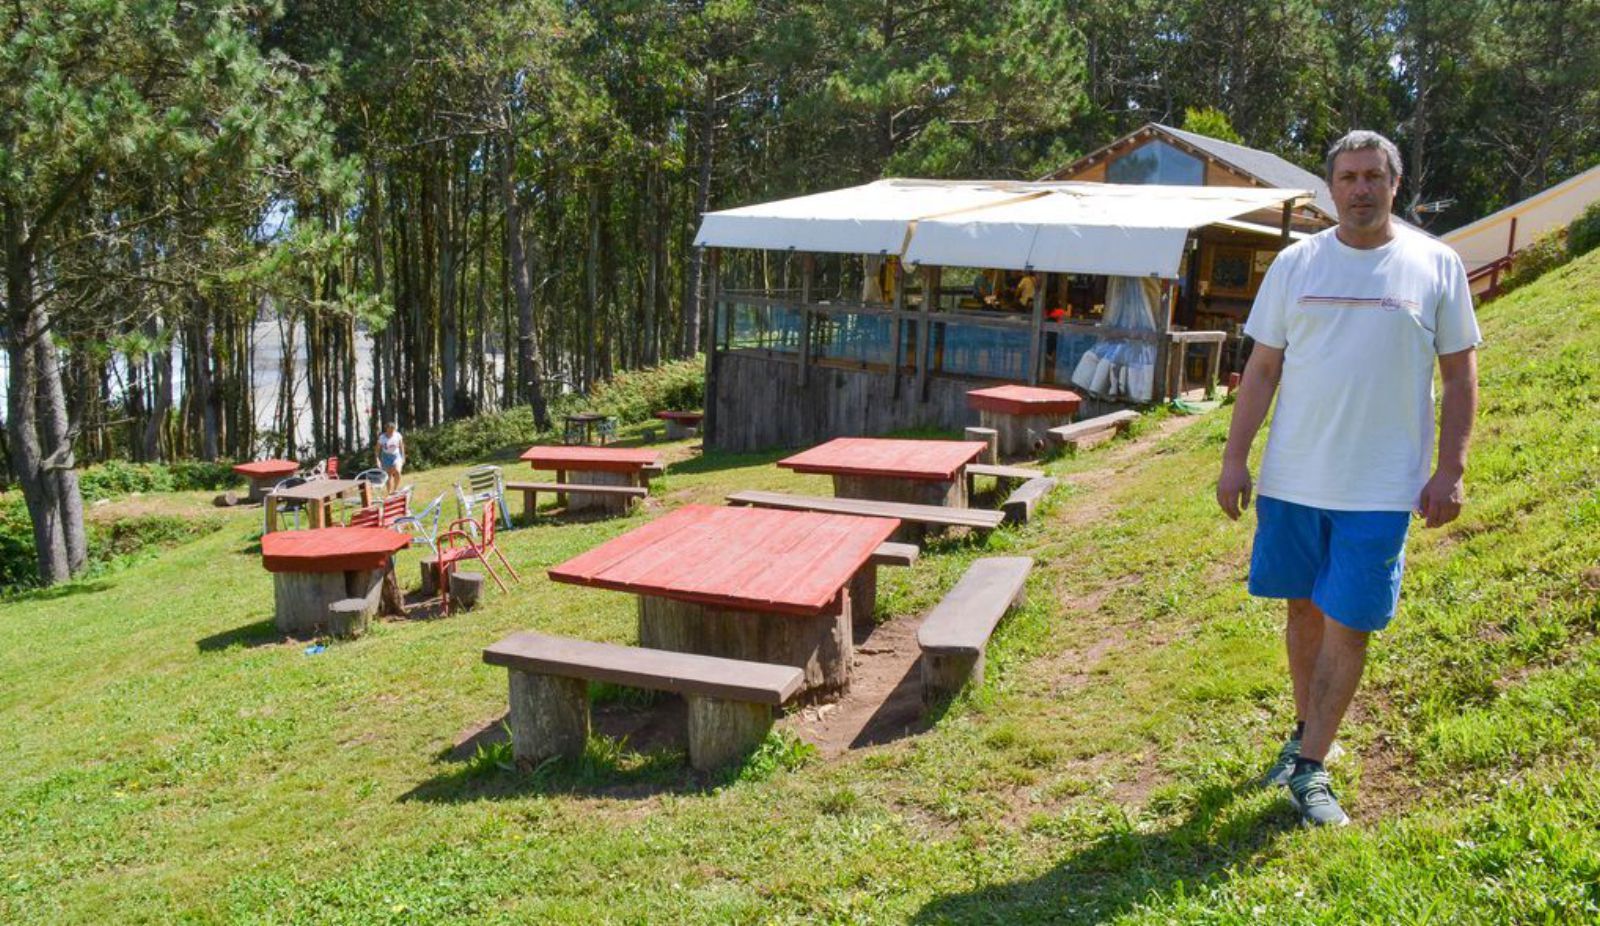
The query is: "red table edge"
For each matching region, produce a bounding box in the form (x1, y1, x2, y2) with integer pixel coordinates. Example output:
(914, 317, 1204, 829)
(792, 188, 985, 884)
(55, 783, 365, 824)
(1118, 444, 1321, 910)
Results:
(520, 459, 657, 475)
(966, 393, 1083, 416)
(263, 551, 400, 573)
(546, 569, 846, 618)
(654, 411, 704, 421)
(233, 460, 300, 477)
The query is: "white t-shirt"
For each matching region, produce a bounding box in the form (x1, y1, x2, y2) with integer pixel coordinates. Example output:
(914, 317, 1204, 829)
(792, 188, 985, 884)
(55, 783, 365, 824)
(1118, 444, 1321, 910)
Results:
(1244, 225, 1481, 511)
(378, 431, 404, 457)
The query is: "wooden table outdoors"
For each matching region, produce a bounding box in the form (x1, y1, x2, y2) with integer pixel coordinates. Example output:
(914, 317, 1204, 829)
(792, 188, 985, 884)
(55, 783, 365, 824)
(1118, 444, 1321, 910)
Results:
(264, 478, 370, 533)
(654, 410, 704, 440)
(261, 527, 410, 637)
(563, 412, 616, 445)
(549, 504, 899, 699)
(966, 385, 1082, 459)
(232, 459, 300, 503)
(778, 437, 988, 510)
(518, 445, 663, 514)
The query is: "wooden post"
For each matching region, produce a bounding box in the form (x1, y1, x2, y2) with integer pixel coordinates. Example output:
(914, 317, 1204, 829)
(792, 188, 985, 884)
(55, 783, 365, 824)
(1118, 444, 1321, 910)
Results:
(1027, 270, 1047, 385)
(891, 257, 907, 399)
(921, 649, 984, 702)
(702, 248, 720, 445)
(420, 555, 440, 596)
(848, 563, 878, 626)
(358, 481, 373, 507)
(964, 426, 999, 465)
(264, 495, 281, 534)
(507, 670, 589, 768)
(916, 266, 939, 401)
(686, 695, 773, 771)
(798, 252, 814, 387)
(1280, 201, 1293, 244)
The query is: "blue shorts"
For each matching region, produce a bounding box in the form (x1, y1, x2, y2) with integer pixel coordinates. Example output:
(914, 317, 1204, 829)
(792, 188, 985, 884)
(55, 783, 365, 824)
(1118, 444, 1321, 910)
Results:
(1248, 495, 1411, 632)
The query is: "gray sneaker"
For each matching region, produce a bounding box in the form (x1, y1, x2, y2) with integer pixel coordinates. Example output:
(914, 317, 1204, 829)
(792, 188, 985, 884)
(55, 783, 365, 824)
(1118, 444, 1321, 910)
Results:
(1259, 737, 1301, 789)
(1287, 766, 1351, 827)
(1260, 738, 1345, 789)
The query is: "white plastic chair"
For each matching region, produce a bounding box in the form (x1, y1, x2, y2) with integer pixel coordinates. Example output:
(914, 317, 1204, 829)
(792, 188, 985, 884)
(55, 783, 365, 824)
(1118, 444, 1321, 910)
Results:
(455, 465, 512, 531)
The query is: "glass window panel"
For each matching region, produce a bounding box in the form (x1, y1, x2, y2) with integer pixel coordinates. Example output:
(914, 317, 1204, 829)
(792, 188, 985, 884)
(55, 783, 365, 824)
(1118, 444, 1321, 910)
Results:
(1106, 140, 1204, 186)
(813, 312, 896, 366)
(932, 321, 1030, 380)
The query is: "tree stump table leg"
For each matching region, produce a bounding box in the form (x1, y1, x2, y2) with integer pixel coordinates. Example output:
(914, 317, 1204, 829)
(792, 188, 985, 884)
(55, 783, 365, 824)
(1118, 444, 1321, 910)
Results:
(568, 469, 637, 515)
(638, 592, 852, 700)
(686, 695, 772, 771)
(273, 571, 351, 635)
(448, 571, 485, 610)
(507, 670, 589, 768)
(848, 564, 879, 626)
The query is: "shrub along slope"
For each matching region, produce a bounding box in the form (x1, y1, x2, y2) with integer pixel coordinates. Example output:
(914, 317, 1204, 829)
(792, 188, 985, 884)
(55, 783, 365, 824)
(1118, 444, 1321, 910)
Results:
(0, 257, 1595, 923)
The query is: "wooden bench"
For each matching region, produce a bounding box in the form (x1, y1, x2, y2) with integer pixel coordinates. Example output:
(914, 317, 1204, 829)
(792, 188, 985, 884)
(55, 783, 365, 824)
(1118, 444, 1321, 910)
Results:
(504, 481, 649, 519)
(641, 463, 666, 479)
(850, 541, 922, 624)
(1047, 410, 1140, 452)
(725, 490, 1005, 533)
(964, 462, 1045, 498)
(1002, 477, 1057, 526)
(483, 631, 803, 772)
(916, 557, 1033, 700)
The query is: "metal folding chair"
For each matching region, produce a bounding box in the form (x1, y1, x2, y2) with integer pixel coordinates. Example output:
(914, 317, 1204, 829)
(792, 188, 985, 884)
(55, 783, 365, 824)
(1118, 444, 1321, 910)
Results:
(262, 476, 309, 533)
(454, 465, 513, 531)
(392, 491, 445, 554)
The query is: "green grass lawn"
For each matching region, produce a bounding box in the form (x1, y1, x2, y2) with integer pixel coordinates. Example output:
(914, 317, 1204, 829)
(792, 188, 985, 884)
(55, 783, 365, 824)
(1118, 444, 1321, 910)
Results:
(3, 255, 1597, 924)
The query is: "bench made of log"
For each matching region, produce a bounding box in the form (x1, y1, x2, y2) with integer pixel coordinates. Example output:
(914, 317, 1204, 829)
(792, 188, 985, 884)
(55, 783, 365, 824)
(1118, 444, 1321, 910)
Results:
(964, 462, 1045, 498)
(1002, 477, 1057, 526)
(483, 631, 803, 772)
(504, 481, 649, 518)
(725, 490, 1005, 532)
(1047, 410, 1140, 452)
(916, 557, 1033, 700)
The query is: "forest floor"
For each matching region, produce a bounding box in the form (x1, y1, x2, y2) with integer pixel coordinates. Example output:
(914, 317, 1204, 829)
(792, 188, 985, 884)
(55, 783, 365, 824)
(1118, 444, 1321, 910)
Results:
(2, 254, 1597, 924)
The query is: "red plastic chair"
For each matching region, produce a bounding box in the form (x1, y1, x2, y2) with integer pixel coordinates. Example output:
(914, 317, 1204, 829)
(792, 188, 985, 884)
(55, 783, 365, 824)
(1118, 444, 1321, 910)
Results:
(348, 489, 412, 528)
(434, 500, 520, 614)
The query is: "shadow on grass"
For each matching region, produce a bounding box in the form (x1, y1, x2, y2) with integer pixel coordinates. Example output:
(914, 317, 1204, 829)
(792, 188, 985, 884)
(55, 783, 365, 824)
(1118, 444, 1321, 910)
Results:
(196, 617, 285, 651)
(663, 446, 792, 477)
(403, 696, 719, 803)
(911, 780, 1291, 925)
(2, 578, 117, 604)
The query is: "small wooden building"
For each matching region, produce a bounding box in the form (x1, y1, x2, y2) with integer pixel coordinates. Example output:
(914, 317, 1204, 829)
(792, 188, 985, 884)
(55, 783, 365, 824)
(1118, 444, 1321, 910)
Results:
(1044, 123, 1338, 353)
(695, 177, 1320, 453)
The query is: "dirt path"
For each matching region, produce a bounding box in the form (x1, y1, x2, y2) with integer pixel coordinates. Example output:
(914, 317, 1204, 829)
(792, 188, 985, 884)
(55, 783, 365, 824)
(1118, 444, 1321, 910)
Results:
(787, 411, 1212, 759)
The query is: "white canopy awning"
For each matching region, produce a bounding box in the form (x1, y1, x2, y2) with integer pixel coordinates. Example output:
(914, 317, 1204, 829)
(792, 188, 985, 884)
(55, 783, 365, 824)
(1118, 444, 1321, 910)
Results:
(904, 184, 1310, 277)
(695, 179, 1311, 279)
(693, 180, 1039, 255)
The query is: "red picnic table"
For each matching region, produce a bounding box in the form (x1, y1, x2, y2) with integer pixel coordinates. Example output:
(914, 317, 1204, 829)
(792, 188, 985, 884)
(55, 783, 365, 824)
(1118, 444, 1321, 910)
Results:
(261, 527, 410, 638)
(518, 445, 663, 514)
(966, 385, 1082, 459)
(549, 504, 899, 698)
(232, 459, 300, 503)
(654, 409, 704, 439)
(778, 437, 988, 509)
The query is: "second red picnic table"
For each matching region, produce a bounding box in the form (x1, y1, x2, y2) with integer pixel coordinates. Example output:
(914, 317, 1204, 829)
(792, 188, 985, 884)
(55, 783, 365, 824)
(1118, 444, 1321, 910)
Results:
(966, 385, 1082, 459)
(518, 445, 663, 514)
(777, 437, 989, 509)
(549, 504, 899, 699)
(261, 527, 410, 637)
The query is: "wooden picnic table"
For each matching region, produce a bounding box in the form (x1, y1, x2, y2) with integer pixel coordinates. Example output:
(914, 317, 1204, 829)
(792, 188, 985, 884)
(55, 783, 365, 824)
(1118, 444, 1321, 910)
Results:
(778, 437, 987, 508)
(518, 445, 663, 514)
(654, 409, 704, 439)
(260, 527, 409, 636)
(232, 459, 300, 503)
(966, 385, 1082, 459)
(548, 504, 899, 699)
(563, 412, 616, 445)
(264, 478, 370, 533)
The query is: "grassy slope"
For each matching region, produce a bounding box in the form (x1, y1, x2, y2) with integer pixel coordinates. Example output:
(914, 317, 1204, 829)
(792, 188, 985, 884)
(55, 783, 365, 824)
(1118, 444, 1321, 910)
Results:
(1, 255, 1596, 924)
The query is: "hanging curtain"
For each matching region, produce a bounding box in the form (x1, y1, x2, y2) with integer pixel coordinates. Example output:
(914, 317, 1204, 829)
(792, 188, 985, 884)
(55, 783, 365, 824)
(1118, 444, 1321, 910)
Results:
(1070, 276, 1159, 402)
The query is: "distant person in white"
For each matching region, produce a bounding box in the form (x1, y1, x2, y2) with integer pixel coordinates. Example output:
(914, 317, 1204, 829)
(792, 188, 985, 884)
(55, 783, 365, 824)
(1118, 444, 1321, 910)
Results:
(375, 423, 405, 495)
(1217, 130, 1481, 826)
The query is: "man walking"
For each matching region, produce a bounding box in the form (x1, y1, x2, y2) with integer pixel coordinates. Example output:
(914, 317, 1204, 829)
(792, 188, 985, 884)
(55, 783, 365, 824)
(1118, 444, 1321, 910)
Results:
(1217, 130, 1480, 826)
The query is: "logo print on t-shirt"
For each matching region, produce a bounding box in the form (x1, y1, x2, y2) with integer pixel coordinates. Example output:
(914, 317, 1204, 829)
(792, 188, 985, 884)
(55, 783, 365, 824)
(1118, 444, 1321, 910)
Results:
(1298, 295, 1420, 311)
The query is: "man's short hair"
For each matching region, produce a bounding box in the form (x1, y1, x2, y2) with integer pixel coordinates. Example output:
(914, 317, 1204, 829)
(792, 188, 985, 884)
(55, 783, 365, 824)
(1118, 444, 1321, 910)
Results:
(1324, 130, 1403, 183)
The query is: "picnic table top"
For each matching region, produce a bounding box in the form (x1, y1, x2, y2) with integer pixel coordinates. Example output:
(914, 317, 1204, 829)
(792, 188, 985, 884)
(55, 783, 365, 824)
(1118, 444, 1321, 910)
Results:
(654, 410, 704, 421)
(967, 384, 1083, 416)
(519, 445, 664, 473)
(270, 478, 364, 502)
(232, 459, 300, 479)
(565, 412, 613, 423)
(261, 526, 410, 573)
(548, 504, 898, 616)
(777, 437, 987, 482)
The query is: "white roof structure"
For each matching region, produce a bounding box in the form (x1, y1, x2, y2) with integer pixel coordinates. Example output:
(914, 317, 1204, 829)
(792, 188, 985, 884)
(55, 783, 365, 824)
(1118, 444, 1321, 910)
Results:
(695, 179, 1311, 279)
